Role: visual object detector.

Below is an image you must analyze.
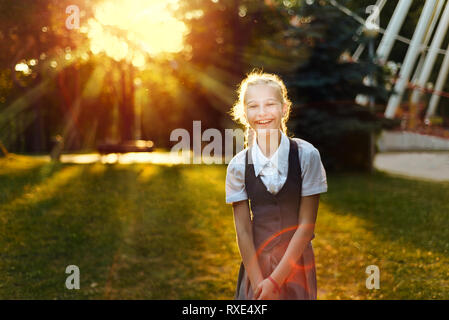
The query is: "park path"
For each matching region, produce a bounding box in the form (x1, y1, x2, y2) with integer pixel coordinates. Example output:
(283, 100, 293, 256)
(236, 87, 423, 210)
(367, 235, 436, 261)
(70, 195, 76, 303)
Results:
(374, 152, 449, 182)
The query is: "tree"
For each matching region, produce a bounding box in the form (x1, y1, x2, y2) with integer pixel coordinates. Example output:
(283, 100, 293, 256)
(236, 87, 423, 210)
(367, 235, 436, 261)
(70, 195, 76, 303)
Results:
(0, 0, 93, 152)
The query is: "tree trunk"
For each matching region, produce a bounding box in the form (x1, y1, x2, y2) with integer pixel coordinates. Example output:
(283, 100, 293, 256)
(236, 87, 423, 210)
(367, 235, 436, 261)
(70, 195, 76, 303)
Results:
(118, 62, 135, 142)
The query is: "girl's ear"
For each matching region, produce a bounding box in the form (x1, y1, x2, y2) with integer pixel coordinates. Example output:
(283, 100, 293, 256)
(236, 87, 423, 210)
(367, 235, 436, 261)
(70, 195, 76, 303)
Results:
(282, 103, 288, 117)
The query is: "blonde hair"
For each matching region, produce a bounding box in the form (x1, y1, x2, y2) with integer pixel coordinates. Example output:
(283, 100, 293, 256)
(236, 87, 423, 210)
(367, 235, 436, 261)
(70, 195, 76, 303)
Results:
(229, 69, 293, 148)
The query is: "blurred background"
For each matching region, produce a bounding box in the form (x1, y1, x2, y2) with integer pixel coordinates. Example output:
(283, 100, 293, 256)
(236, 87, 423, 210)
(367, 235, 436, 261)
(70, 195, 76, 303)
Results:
(2, 0, 449, 170)
(0, 0, 448, 300)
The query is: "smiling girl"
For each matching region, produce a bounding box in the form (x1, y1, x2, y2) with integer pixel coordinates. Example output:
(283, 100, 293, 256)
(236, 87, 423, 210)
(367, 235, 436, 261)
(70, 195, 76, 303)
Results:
(226, 71, 328, 300)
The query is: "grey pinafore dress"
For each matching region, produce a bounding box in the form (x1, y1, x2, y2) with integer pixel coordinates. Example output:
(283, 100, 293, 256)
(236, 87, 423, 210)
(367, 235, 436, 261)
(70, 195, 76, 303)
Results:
(235, 137, 317, 300)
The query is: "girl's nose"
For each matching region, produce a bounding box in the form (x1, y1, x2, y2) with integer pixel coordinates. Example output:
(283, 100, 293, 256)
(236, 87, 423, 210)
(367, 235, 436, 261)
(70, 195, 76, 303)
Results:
(257, 105, 268, 115)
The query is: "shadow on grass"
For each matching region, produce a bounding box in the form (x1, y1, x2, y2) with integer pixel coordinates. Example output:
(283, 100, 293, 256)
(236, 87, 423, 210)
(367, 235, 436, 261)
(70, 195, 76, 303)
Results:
(322, 170, 449, 257)
(99, 163, 238, 299)
(0, 163, 124, 299)
(312, 170, 449, 299)
(0, 162, 238, 299)
(0, 161, 64, 207)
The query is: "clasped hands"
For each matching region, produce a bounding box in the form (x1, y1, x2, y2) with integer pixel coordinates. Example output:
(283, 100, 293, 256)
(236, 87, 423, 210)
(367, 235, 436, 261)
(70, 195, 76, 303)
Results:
(254, 276, 281, 300)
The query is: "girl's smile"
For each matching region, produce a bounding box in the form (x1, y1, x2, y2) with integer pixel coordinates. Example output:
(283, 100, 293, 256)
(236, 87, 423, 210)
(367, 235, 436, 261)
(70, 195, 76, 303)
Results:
(255, 119, 274, 125)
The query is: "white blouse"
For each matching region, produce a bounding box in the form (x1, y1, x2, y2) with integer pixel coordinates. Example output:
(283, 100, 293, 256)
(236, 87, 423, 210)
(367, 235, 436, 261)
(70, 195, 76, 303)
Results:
(225, 131, 328, 204)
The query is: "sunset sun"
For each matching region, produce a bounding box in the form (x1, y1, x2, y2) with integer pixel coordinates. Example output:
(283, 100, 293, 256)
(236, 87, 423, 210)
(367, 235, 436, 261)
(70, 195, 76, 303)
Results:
(87, 0, 187, 66)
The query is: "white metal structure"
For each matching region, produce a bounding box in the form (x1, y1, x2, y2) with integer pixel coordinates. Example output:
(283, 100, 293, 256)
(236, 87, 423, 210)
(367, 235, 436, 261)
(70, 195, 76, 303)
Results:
(410, 0, 445, 84)
(410, 0, 449, 107)
(339, 0, 449, 120)
(384, 0, 438, 119)
(426, 42, 449, 119)
(376, 0, 414, 64)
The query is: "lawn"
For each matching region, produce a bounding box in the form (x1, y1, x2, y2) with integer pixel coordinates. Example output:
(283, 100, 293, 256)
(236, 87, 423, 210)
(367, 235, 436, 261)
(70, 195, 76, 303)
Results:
(0, 154, 448, 299)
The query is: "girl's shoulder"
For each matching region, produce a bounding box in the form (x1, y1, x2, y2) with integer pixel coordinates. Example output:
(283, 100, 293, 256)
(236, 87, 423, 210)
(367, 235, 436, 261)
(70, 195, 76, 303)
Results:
(290, 137, 320, 155)
(225, 148, 248, 184)
(227, 147, 248, 168)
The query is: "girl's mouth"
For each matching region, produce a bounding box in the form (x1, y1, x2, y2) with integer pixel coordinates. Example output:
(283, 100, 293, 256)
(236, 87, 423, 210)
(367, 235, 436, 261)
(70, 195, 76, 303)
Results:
(255, 119, 273, 125)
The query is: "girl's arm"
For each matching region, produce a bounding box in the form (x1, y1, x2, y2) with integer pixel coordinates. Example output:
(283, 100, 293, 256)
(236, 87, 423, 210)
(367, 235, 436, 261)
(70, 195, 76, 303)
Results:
(232, 199, 264, 293)
(269, 194, 320, 289)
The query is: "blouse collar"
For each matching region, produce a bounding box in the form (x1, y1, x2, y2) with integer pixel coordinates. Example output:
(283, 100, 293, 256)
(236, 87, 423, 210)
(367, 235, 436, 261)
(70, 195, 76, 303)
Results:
(251, 129, 290, 177)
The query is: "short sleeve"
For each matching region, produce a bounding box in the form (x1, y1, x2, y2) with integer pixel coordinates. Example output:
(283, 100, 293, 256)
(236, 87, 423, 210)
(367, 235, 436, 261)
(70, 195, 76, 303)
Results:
(225, 153, 248, 204)
(301, 147, 328, 196)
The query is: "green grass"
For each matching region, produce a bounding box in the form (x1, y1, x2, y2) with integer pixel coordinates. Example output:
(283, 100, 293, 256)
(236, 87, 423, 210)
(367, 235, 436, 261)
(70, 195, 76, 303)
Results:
(0, 154, 448, 299)
(315, 172, 449, 299)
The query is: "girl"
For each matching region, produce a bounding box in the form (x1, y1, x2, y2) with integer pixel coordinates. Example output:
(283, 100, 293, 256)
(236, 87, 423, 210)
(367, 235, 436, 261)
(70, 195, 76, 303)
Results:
(225, 71, 328, 300)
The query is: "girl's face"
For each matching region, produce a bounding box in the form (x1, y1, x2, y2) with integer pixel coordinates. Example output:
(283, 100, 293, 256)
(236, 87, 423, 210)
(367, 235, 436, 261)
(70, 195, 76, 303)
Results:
(244, 84, 287, 133)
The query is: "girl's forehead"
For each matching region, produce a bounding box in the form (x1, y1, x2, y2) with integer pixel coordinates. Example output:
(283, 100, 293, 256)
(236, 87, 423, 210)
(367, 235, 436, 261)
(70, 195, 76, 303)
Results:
(245, 83, 282, 103)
